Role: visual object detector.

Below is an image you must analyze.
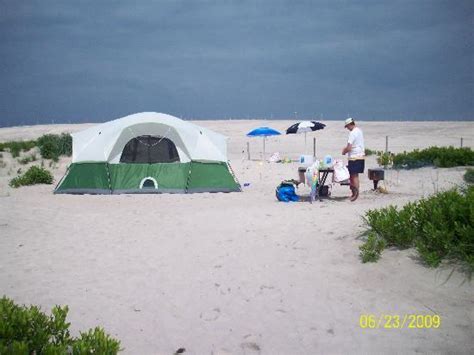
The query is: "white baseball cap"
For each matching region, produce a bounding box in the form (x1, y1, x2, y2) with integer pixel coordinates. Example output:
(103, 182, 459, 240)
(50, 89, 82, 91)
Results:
(344, 117, 355, 127)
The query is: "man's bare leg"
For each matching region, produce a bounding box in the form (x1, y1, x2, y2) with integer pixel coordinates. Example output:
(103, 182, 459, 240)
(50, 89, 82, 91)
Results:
(349, 175, 355, 197)
(350, 174, 360, 201)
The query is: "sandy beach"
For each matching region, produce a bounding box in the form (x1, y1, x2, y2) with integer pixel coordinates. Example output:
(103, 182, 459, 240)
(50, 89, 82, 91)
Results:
(0, 120, 473, 354)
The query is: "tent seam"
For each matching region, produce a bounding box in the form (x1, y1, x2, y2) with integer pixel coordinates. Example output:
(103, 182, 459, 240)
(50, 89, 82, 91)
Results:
(105, 163, 112, 193)
(185, 161, 193, 193)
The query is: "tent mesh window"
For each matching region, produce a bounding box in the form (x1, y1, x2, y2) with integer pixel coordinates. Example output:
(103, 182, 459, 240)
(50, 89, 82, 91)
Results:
(120, 135, 180, 163)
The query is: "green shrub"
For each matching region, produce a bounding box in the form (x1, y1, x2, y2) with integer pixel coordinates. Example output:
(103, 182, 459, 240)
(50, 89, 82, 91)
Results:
(73, 327, 121, 354)
(360, 187, 474, 274)
(393, 146, 474, 169)
(464, 168, 474, 184)
(376, 152, 394, 168)
(365, 148, 376, 156)
(9, 166, 53, 188)
(37, 134, 72, 161)
(0, 296, 121, 354)
(364, 203, 417, 248)
(359, 232, 386, 263)
(413, 188, 474, 268)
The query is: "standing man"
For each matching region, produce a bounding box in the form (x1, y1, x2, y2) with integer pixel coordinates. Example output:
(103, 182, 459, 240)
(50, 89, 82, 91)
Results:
(342, 117, 365, 201)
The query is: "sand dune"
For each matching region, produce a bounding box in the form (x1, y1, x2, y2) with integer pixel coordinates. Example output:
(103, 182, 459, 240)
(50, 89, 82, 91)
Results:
(0, 120, 473, 354)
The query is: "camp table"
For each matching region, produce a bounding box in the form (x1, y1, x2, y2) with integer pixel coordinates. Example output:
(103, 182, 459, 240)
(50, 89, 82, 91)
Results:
(298, 167, 334, 197)
(317, 168, 334, 196)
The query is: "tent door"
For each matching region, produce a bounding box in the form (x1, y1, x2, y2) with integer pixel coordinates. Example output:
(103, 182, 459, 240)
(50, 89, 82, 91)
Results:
(140, 177, 158, 189)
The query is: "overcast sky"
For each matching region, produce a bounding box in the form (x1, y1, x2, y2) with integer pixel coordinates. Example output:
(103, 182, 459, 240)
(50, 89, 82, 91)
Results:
(0, 0, 472, 126)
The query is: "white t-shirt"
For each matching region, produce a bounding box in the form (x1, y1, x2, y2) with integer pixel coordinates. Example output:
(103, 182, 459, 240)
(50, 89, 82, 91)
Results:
(347, 127, 365, 159)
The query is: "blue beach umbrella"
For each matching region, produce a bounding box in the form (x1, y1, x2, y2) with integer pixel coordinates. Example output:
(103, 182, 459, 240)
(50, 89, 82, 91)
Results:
(246, 127, 281, 160)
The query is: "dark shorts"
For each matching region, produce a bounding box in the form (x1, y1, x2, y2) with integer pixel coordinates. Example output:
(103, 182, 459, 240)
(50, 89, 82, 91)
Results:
(348, 159, 365, 175)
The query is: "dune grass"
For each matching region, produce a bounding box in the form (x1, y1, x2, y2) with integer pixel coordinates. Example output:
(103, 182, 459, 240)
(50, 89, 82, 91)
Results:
(366, 146, 473, 170)
(0, 140, 36, 158)
(364, 148, 377, 156)
(392, 146, 474, 169)
(18, 154, 38, 165)
(359, 186, 474, 276)
(0, 134, 72, 161)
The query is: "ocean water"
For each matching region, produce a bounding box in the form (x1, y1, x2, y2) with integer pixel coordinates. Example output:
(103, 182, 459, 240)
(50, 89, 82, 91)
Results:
(1, 115, 473, 128)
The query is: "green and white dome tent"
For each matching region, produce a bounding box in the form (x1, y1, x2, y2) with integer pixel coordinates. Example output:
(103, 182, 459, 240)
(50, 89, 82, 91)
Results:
(55, 112, 241, 194)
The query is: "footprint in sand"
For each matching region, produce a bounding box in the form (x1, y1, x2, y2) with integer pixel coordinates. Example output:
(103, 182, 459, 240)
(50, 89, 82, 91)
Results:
(241, 335, 261, 354)
(200, 307, 220, 321)
(241, 342, 261, 353)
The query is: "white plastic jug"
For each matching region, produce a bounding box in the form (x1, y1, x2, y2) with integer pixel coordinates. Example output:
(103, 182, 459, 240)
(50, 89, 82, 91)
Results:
(299, 155, 314, 166)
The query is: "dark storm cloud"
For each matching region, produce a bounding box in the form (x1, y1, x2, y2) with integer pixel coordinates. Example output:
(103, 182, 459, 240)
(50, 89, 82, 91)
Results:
(0, 0, 472, 126)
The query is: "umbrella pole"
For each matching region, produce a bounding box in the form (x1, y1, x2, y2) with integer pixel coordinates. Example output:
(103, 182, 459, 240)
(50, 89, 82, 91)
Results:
(263, 136, 266, 161)
(305, 132, 307, 153)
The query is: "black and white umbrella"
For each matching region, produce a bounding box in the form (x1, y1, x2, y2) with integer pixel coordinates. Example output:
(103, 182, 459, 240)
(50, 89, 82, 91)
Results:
(286, 121, 326, 151)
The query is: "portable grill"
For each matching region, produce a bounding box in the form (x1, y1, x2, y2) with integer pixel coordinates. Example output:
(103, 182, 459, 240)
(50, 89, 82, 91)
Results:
(368, 168, 385, 189)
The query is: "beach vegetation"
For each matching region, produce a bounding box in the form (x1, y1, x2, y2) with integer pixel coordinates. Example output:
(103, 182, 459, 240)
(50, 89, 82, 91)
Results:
(72, 327, 121, 354)
(0, 140, 36, 157)
(365, 148, 376, 156)
(376, 152, 394, 168)
(18, 153, 38, 165)
(0, 140, 36, 158)
(9, 166, 53, 188)
(392, 146, 474, 169)
(360, 186, 474, 276)
(37, 133, 72, 161)
(0, 134, 72, 162)
(365, 149, 394, 168)
(359, 232, 386, 262)
(0, 296, 121, 354)
(464, 168, 474, 184)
